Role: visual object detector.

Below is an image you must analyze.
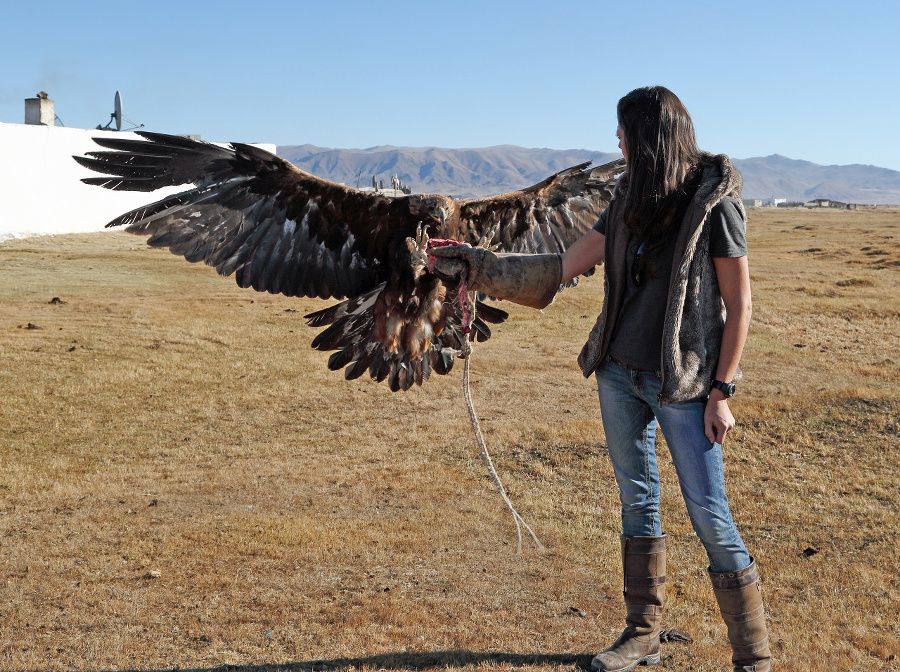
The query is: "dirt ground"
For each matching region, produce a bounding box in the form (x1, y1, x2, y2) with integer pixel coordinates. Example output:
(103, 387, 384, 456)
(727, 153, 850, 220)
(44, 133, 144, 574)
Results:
(1, 207, 898, 671)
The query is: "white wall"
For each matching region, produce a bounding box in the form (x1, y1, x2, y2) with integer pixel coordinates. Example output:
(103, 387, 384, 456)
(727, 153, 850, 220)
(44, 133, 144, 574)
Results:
(0, 122, 275, 242)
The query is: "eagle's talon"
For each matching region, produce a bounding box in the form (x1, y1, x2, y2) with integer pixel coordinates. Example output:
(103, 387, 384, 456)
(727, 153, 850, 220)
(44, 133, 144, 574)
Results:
(408, 222, 430, 270)
(415, 222, 429, 251)
(477, 224, 501, 251)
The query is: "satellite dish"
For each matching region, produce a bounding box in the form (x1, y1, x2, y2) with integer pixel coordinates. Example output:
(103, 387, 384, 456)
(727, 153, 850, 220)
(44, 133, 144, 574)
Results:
(96, 90, 143, 131)
(114, 90, 122, 131)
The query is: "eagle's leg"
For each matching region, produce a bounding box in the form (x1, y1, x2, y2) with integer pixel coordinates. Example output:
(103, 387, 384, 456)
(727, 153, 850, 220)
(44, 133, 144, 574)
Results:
(408, 222, 430, 271)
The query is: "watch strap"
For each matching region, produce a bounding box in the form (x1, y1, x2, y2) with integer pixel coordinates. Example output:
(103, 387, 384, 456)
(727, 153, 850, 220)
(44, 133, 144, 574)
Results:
(712, 379, 736, 398)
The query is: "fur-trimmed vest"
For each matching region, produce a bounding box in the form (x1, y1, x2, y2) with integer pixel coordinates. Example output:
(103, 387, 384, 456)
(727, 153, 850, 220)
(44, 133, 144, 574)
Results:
(577, 153, 746, 403)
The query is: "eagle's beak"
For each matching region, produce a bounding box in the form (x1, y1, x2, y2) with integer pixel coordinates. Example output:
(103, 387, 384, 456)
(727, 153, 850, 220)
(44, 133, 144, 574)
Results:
(439, 207, 447, 226)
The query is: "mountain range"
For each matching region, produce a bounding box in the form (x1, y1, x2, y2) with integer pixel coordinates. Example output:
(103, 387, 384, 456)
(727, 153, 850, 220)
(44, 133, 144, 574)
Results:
(277, 144, 900, 205)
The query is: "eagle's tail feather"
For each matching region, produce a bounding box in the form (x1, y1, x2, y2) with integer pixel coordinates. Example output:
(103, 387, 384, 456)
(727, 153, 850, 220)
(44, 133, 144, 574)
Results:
(370, 351, 393, 383)
(306, 285, 382, 329)
(306, 283, 507, 391)
(428, 347, 456, 376)
(473, 300, 508, 324)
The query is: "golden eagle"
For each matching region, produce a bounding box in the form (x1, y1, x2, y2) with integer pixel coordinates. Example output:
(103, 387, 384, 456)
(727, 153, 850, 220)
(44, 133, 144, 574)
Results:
(75, 132, 624, 391)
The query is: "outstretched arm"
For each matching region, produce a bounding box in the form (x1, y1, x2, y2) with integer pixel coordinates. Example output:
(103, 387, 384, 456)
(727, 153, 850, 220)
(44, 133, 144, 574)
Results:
(705, 255, 752, 444)
(561, 230, 606, 284)
(430, 228, 606, 309)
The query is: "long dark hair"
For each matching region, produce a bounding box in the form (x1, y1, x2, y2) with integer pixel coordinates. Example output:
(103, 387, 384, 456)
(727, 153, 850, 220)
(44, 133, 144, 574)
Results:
(617, 86, 702, 262)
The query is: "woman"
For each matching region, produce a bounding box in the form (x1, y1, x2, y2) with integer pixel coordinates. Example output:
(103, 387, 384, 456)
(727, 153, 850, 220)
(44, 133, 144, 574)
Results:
(431, 86, 770, 672)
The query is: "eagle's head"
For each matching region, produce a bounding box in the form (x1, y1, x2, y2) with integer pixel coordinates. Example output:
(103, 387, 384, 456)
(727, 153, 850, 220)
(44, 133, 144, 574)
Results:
(408, 195, 456, 235)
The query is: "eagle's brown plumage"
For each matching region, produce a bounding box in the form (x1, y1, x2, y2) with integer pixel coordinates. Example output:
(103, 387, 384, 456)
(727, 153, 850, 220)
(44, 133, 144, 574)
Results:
(75, 131, 624, 391)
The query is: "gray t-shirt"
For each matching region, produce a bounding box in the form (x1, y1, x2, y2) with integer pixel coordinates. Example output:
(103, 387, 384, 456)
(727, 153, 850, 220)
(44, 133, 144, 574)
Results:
(593, 196, 747, 371)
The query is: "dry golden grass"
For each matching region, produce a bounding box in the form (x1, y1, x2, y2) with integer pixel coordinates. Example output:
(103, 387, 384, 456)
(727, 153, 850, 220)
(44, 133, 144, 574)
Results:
(0, 207, 898, 671)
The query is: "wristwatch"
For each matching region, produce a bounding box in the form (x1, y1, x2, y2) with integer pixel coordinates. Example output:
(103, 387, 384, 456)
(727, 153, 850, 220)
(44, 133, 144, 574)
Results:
(711, 379, 736, 398)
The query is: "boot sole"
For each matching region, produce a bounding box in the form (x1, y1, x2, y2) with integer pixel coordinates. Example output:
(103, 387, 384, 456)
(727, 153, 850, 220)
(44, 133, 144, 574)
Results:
(590, 652, 661, 672)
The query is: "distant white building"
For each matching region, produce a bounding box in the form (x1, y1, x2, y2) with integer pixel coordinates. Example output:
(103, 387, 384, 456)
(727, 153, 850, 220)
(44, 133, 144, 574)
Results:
(803, 198, 856, 209)
(1, 94, 275, 241)
(742, 197, 787, 208)
(357, 173, 411, 198)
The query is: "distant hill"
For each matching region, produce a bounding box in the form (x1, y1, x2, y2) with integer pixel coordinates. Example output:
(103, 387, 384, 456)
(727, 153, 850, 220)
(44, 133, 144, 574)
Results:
(731, 155, 900, 205)
(277, 144, 622, 199)
(277, 144, 900, 205)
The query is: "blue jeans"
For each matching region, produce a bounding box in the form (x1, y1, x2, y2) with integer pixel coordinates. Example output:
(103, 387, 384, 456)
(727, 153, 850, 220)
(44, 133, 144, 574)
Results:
(595, 358, 752, 573)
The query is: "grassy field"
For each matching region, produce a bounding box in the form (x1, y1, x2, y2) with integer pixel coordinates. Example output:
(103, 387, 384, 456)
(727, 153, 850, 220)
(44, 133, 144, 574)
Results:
(1, 207, 898, 671)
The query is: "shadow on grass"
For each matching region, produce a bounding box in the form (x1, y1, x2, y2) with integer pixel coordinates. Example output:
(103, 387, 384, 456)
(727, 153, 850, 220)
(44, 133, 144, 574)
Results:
(121, 650, 596, 672)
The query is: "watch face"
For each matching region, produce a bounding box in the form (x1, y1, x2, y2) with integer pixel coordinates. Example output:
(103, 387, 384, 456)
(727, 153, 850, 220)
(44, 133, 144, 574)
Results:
(714, 380, 735, 398)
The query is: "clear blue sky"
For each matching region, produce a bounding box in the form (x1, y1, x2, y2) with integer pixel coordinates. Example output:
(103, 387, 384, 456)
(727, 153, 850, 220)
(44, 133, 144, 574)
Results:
(3, 0, 898, 170)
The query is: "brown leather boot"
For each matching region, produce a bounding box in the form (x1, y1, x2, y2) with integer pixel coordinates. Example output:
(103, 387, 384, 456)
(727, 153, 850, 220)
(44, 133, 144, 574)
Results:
(591, 535, 667, 672)
(709, 559, 772, 672)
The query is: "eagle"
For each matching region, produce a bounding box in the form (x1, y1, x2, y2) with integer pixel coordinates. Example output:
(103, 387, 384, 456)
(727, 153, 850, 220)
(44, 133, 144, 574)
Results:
(75, 132, 624, 391)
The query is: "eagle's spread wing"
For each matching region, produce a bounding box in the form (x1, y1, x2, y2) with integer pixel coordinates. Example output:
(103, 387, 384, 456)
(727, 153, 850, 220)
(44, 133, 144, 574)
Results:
(75, 131, 398, 300)
(76, 132, 623, 391)
(457, 158, 625, 270)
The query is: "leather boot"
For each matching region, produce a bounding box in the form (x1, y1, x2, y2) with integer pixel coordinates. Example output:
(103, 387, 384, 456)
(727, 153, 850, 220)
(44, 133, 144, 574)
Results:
(429, 246, 562, 309)
(591, 535, 667, 672)
(709, 559, 772, 672)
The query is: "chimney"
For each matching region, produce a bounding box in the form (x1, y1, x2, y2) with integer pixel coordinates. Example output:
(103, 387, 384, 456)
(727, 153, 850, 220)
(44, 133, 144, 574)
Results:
(25, 91, 55, 126)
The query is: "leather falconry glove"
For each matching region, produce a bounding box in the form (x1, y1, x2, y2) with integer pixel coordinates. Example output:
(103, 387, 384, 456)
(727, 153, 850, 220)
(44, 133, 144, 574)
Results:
(429, 244, 562, 310)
